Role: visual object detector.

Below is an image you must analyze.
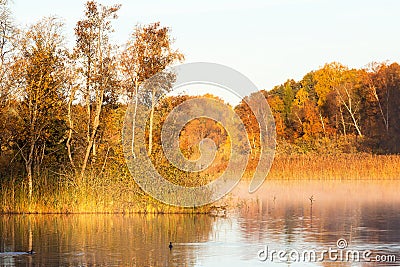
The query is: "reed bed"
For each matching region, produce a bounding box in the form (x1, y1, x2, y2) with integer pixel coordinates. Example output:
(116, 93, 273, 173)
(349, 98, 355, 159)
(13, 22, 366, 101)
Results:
(0, 172, 210, 214)
(0, 154, 399, 214)
(268, 153, 400, 180)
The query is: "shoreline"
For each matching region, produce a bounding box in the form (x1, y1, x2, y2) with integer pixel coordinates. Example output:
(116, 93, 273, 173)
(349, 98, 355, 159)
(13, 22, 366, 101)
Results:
(1, 154, 399, 214)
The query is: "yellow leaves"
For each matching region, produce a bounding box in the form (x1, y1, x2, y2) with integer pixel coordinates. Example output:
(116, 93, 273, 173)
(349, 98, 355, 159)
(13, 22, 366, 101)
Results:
(267, 95, 284, 113)
(301, 101, 323, 139)
(294, 88, 309, 108)
(121, 22, 184, 85)
(314, 62, 348, 107)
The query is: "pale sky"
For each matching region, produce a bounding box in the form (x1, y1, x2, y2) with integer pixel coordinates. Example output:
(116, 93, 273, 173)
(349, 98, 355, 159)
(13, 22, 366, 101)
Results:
(10, 0, 400, 92)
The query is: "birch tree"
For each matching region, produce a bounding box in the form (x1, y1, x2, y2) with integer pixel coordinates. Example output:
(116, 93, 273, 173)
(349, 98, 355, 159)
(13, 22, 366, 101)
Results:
(314, 62, 363, 137)
(121, 22, 183, 157)
(74, 1, 120, 179)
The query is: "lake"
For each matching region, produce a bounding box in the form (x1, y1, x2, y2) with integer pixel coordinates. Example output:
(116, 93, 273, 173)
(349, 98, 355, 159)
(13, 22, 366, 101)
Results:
(1, 180, 399, 266)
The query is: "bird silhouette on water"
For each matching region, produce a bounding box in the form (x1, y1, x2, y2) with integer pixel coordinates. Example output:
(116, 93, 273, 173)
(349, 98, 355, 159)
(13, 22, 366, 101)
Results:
(169, 242, 173, 250)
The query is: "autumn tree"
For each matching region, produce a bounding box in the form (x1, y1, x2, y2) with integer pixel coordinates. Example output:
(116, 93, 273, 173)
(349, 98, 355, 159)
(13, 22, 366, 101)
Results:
(147, 94, 236, 186)
(299, 71, 328, 136)
(0, 0, 16, 99)
(362, 62, 389, 135)
(314, 62, 365, 137)
(266, 94, 285, 137)
(362, 63, 400, 152)
(235, 97, 259, 149)
(0, 0, 17, 157)
(11, 17, 67, 200)
(121, 22, 183, 157)
(292, 88, 325, 139)
(74, 1, 120, 179)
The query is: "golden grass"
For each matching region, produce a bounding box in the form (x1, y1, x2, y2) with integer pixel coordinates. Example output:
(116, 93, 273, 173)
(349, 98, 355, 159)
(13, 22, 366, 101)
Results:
(268, 153, 400, 180)
(0, 172, 210, 214)
(1, 154, 399, 214)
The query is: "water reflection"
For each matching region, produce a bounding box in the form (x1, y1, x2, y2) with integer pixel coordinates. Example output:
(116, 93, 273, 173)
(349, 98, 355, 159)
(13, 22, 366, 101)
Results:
(0, 180, 399, 266)
(0, 214, 214, 266)
(231, 180, 400, 266)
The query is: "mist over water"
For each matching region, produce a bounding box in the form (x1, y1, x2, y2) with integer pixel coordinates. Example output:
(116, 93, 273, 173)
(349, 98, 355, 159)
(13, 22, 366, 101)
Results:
(1, 180, 399, 266)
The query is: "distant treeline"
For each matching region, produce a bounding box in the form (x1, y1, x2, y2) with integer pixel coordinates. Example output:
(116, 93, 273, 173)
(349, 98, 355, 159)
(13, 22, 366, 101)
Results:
(257, 61, 400, 154)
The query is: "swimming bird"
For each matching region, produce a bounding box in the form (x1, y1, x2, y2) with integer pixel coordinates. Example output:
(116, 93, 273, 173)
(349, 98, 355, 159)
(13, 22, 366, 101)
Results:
(0, 250, 35, 256)
(169, 242, 173, 250)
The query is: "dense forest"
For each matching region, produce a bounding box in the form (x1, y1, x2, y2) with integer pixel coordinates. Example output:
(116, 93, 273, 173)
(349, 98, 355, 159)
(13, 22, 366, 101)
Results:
(264, 62, 400, 153)
(0, 1, 399, 212)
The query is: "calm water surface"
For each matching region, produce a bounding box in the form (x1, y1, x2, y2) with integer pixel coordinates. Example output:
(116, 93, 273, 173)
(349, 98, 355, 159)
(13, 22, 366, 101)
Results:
(1, 180, 399, 266)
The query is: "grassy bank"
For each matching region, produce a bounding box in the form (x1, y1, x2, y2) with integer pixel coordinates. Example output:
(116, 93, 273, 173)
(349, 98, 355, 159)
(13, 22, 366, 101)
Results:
(0, 154, 399, 214)
(0, 172, 210, 214)
(268, 153, 400, 180)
